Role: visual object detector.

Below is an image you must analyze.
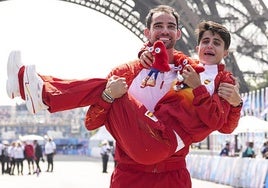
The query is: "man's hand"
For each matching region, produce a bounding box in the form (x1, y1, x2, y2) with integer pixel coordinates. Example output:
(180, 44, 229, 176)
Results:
(140, 51, 153, 69)
(105, 75, 128, 99)
(218, 76, 242, 107)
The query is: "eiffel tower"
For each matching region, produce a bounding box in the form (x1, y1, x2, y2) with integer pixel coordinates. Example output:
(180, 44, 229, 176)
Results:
(3, 0, 267, 93)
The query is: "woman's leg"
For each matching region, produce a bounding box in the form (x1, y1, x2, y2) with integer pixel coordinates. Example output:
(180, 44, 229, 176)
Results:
(16, 66, 107, 113)
(7, 51, 107, 114)
(104, 94, 186, 165)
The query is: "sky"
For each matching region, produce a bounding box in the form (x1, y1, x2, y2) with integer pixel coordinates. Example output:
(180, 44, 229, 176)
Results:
(0, 0, 143, 106)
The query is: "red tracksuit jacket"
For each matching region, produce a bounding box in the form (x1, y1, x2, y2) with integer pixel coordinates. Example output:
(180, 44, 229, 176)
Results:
(22, 50, 241, 188)
(83, 54, 241, 188)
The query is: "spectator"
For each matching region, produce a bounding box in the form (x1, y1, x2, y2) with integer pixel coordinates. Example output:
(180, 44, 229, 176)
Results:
(0, 142, 3, 174)
(242, 141, 256, 158)
(8, 141, 16, 175)
(33, 140, 44, 173)
(261, 141, 268, 159)
(1, 140, 10, 175)
(220, 142, 230, 156)
(110, 142, 116, 167)
(24, 141, 35, 175)
(100, 140, 111, 173)
(44, 138, 56, 172)
(14, 141, 24, 175)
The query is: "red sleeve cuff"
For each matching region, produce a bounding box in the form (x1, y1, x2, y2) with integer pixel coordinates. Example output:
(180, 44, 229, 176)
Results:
(192, 85, 208, 96)
(97, 98, 112, 110)
(230, 105, 242, 112)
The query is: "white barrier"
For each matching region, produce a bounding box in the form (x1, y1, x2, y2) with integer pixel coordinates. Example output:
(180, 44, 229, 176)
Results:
(186, 154, 268, 188)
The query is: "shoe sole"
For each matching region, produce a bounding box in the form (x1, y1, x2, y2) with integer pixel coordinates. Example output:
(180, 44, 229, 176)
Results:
(24, 66, 37, 114)
(6, 51, 22, 99)
(24, 65, 48, 114)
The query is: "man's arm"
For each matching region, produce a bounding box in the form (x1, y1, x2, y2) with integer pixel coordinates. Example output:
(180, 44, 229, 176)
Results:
(84, 61, 144, 130)
(84, 76, 128, 131)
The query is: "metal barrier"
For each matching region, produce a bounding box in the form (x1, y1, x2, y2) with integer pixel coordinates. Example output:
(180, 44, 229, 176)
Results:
(187, 154, 268, 188)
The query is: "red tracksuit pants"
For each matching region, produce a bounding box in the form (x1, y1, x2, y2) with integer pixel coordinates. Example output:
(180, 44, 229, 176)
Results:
(37, 75, 179, 163)
(18, 71, 191, 187)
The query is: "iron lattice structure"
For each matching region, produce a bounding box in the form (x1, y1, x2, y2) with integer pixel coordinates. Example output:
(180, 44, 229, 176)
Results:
(2, 0, 267, 92)
(60, 0, 268, 93)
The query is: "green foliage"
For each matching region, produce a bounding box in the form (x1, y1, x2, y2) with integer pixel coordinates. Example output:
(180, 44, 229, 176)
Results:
(244, 70, 268, 91)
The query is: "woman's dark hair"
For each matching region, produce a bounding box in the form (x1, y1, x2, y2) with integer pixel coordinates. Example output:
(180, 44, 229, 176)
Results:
(195, 21, 231, 50)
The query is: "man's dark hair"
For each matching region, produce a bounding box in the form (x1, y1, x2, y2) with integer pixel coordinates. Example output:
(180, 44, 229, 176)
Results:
(145, 5, 180, 30)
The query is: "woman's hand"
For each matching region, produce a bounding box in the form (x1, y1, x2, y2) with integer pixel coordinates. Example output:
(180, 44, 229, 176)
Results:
(218, 76, 242, 107)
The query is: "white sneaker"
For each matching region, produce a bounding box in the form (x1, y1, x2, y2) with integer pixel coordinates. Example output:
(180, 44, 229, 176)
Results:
(23, 65, 48, 114)
(6, 51, 23, 99)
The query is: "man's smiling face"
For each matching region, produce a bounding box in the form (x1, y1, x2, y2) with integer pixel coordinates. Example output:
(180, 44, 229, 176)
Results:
(144, 12, 181, 50)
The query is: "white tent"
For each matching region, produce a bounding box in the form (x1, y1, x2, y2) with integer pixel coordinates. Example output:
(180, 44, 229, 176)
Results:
(232, 116, 268, 152)
(19, 134, 44, 141)
(233, 116, 268, 133)
(89, 126, 114, 157)
(209, 116, 268, 152)
(90, 126, 114, 141)
(19, 134, 45, 145)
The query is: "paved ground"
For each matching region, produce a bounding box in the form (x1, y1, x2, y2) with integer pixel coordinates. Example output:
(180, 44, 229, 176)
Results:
(0, 155, 232, 188)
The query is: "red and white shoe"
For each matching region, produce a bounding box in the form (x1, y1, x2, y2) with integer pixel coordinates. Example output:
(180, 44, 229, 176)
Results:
(23, 65, 48, 114)
(6, 51, 23, 99)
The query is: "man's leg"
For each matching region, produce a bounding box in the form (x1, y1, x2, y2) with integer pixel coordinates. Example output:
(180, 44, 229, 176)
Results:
(50, 158, 53, 172)
(27, 160, 31, 174)
(46, 155, 50, 172)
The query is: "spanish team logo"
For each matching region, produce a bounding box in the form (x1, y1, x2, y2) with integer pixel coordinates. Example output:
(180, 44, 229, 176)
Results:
(145, 110, 158, 122)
